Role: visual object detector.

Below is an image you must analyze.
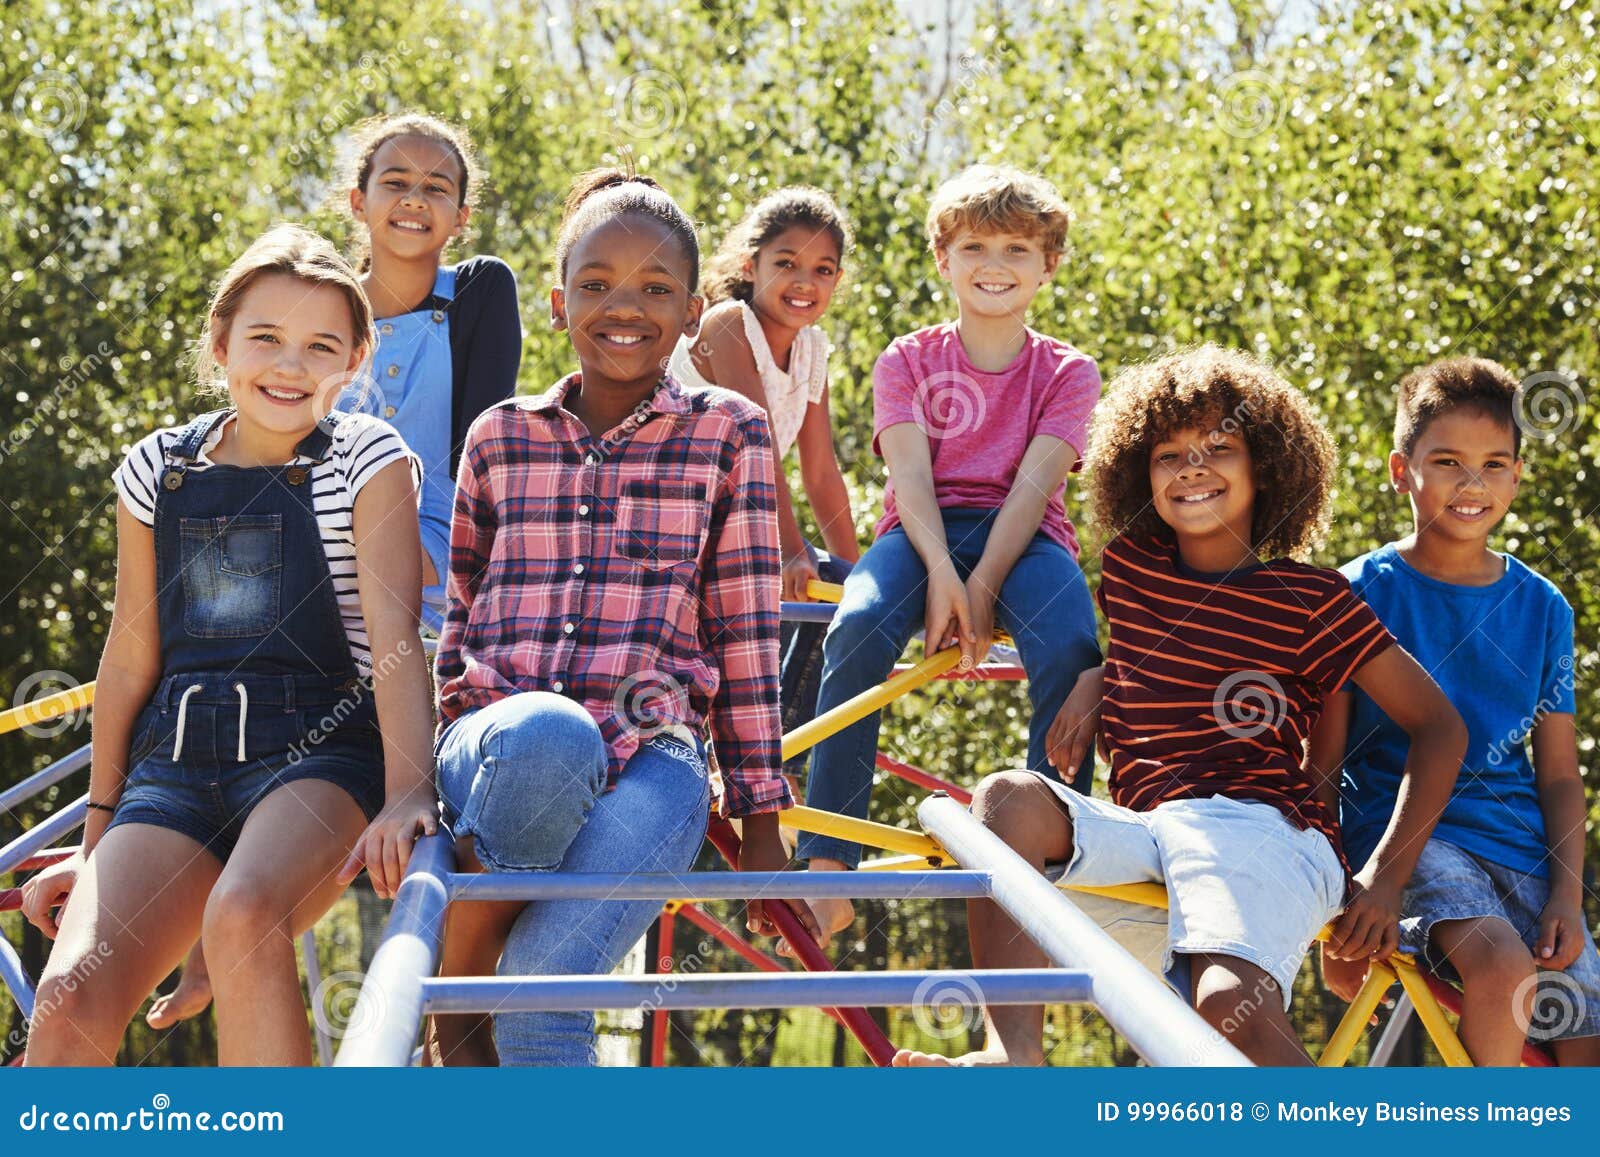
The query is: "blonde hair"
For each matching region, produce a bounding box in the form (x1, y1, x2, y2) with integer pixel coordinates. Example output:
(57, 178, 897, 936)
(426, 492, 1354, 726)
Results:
(925, 164, 1072, 256)
(194, 224, 374, 394)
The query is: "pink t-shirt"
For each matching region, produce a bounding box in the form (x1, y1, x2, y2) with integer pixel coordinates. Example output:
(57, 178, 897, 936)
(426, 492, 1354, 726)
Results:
(872, 322, 1101, 556)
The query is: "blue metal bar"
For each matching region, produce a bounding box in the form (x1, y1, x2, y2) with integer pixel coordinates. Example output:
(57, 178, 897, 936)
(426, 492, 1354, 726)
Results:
(0, 797, 87, 878)
(450, 869, 991, 903)
(780, 601, 838, 624)
(0, 933, 35, 1020)
(0, 744, 91, 821)
(421, 968, 1091, 1014)
(333, 832, 455, 1067)
(918, 794, 1251, 1067)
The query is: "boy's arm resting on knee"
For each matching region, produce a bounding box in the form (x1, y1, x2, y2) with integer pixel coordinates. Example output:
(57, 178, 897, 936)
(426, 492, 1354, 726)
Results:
(968, 434, 1075, 597)
(1531, 713, 1587, 969)
(878, 423, 974, 663)
(345, 459, 440, 898)
(1330, 645, 1466, 961)
(1046, 665, 1105, 780)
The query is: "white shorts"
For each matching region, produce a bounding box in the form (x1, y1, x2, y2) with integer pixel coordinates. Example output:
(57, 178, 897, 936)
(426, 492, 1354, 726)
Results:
(1035, 775, 1345, 1010)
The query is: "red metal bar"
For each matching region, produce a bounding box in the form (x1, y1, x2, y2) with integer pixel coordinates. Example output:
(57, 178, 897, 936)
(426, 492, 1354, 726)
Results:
(9, 848, 77, 874)
(0, 888, 21, 913)
(705, 817, 896, 1066)
(675, 902, 849, 1030)
(1420, 969, 1554, 1067)
(874, 753, 971, 804)
(648, 908, 674, 1067)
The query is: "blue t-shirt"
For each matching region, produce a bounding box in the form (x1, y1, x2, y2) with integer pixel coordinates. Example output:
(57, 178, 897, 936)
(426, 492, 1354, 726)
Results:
(1338, 542, 1576, 877)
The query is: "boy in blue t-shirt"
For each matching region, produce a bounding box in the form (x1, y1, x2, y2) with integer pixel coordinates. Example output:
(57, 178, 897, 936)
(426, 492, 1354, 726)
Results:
(1313, 356, 1599, 1065)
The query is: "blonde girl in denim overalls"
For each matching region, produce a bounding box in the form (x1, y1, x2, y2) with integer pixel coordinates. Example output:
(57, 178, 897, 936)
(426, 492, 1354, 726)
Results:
(20, 226, 438, 1065)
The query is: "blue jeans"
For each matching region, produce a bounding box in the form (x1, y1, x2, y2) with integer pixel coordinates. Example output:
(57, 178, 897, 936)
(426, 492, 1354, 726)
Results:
(436, 691, 710, 1065)
(779, 550, 854, 778)
(797, 508, 1100, 867)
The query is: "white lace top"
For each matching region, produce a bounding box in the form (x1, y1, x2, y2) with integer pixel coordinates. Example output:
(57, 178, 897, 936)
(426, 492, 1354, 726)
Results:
(669, 301, 830, 458)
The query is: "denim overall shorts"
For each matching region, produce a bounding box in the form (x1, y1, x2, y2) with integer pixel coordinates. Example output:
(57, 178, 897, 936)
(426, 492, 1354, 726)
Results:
(106, 409, 386, 862)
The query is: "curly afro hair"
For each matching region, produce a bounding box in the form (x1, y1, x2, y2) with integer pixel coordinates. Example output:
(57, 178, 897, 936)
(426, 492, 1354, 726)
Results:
(1085, 345, 1336, 560)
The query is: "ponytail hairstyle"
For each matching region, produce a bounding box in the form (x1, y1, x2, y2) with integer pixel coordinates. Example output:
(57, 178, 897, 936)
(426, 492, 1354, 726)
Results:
(554, 161, 700, 290)
(344, 112, 482, 272)
(702, 186, 852, 305)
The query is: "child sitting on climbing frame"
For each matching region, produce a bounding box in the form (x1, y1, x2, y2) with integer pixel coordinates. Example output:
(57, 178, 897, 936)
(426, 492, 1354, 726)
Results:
(793, 165, 1103, 951)
(1316, 356, 1600, 1065)
(898, 346, 1467, 1066)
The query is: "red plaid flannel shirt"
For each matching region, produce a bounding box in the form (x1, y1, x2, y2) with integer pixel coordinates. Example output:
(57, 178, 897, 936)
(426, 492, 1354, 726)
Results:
(434, 373, 792, 816)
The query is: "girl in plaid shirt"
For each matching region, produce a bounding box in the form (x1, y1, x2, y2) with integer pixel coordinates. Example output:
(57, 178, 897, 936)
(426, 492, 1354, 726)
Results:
(428, 168, 819, 1066)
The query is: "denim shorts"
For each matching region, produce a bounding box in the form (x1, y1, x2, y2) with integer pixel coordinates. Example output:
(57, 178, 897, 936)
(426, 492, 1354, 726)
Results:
(1034, 774, 1345, 1010)
(1401, 837, 1600, 1041)
(106, 674, 385, 864)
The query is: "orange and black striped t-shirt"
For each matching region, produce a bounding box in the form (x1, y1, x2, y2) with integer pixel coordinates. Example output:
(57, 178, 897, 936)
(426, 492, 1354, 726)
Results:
(1098, 534, 1394, 865)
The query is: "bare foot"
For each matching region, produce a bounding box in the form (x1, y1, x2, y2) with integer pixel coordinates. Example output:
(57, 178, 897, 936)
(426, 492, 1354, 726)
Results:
(776, 895, 855, 959)
(427, 1014, 499, 1067)
(892, 1046, 1016, 1067)
(145, 969, 213, 1030)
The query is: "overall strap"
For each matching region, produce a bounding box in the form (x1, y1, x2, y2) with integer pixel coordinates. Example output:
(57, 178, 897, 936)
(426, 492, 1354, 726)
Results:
(294, 411, 346, 464)
(166, 409, 233, 465)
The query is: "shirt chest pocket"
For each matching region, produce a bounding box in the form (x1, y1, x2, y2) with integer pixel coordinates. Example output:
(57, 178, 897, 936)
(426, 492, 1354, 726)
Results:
(614, 480, 709, 570)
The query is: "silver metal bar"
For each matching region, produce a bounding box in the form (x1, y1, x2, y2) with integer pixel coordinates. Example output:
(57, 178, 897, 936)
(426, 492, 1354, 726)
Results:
(0, 798, 87, 878)
(333, 832, 454, 1067)
(918, 793, 1251, 1067)
(0, 744, 91, 820)
(421, 968, 1092, 1014)
(1368, 991, 1414, 1067)
(300, 928, 333, 1068)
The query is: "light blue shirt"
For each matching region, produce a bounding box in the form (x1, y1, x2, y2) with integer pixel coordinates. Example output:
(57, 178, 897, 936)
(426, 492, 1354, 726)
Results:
(1339, 542, 1575, 877)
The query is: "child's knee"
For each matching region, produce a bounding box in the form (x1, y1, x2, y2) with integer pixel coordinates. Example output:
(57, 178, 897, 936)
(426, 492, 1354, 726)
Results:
(971, 771, 1073, 860)
(1191, 960, 1284, 1042)
(821, 600, 905, 672)
(1449, 925, 1535, 995)
(458, 695, 608, 872)
(202, 881, 291, 960)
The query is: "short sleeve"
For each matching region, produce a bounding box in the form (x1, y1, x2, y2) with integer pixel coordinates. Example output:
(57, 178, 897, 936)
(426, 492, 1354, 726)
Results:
(1540, 594, 1578, 714)
(1032, 351, 1102, 468)
(112, 429, 170, 527)
(738, 302, 778, 380)
(870, 339, 917, 454)
(1301, 575, 1396, 695)
(337, 414, 423, 505)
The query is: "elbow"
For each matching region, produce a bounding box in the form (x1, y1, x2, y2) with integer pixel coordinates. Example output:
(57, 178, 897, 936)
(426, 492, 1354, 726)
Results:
(1415, 705, 1469, 775)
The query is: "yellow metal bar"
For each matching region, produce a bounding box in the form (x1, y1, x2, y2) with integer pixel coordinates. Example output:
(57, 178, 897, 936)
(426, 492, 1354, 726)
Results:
(804, 580, 844, 603)
(778, 805, 948, 863)
(1065, 881, 1171, 910)
(1319, 961, 1397, 1067)
(781, 646, 965, 763)
(1394, 958, 1473, 1066)
(0, 681, 96, 737)
(858, 853, 937, 871)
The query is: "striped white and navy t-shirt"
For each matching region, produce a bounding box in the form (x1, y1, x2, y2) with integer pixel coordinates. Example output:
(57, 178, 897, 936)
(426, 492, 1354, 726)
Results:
(113, 412, 422, 673)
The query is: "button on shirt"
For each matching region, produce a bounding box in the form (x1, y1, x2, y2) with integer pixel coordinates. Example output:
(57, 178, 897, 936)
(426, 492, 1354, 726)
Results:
(435, 373, 791, 817)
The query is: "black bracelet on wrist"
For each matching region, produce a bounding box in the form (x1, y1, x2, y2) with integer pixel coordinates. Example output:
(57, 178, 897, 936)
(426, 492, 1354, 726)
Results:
(85, 800, 118, 813)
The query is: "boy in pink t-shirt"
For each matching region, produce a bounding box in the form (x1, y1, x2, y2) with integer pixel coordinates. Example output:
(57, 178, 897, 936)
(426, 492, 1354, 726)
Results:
(791, 165, 1103, 950)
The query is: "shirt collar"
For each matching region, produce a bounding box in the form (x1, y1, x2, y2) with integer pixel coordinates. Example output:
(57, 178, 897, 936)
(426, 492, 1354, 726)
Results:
(524, 372, 692, 421)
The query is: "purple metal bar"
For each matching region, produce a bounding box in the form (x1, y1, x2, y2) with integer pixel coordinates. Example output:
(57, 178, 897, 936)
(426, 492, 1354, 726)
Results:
(0, 798, 86, 879)
(0, 935, 34, 1020)
(449, 869, 990, 903)
(0, 745, 90, 826)
(421, 968, 1092, 1014)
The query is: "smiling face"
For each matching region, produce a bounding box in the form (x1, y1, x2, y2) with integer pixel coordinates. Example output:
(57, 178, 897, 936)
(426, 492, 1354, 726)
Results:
(935, 227, 1058, 321)
(1149, 424, 1258, 564)
(1392, 408, 1521, 546)
(213, 272, 365, 437)
(745, 225, 841, 328)
(551, 213, 703, 396)
(350, 134, 468, 260)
